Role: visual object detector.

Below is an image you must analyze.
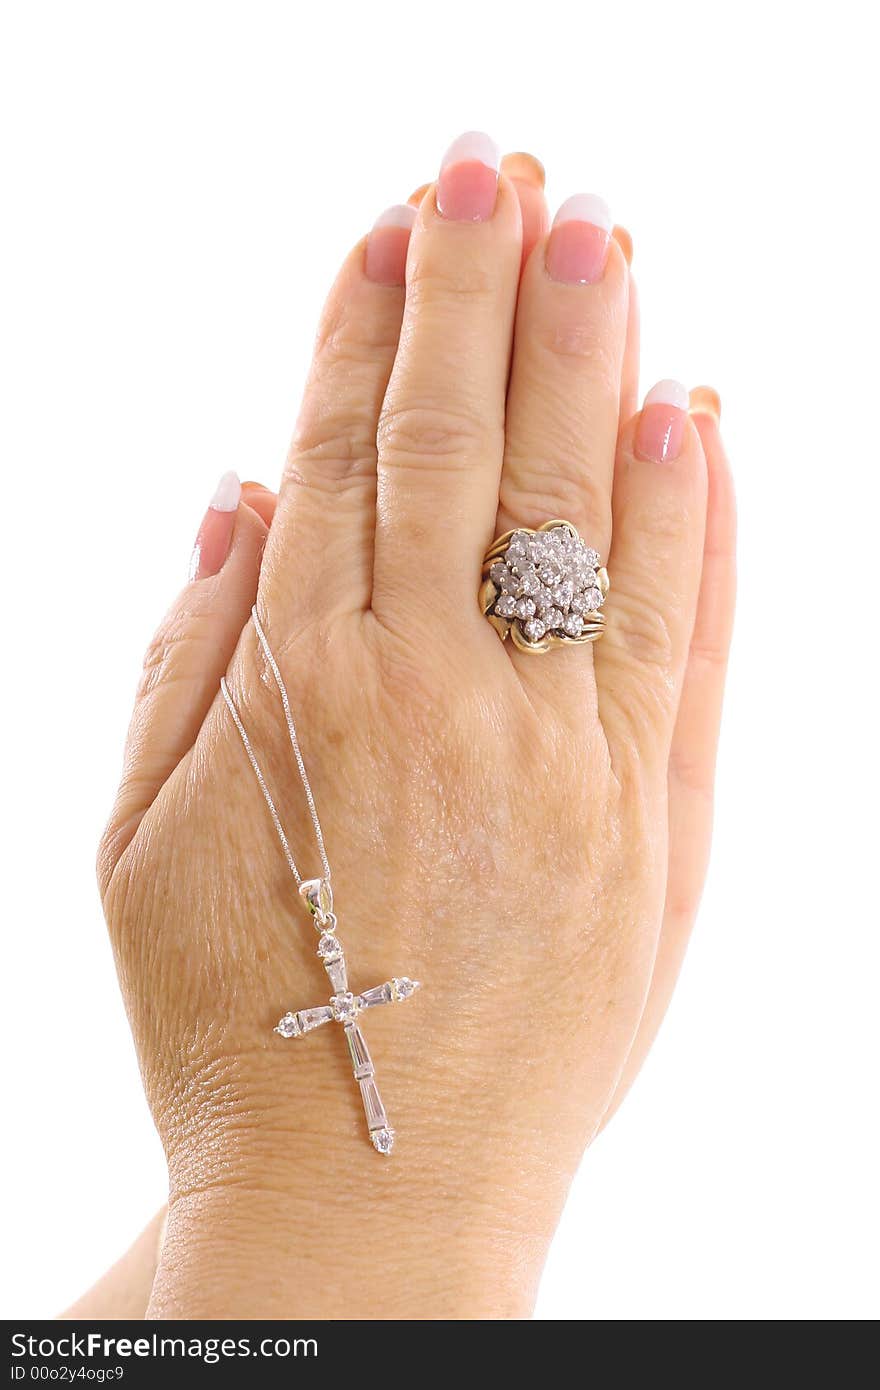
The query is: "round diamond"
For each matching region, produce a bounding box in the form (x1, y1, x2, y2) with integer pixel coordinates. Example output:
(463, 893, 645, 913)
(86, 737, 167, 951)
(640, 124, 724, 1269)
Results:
(518, 570, 541, 598)
(393, 977, 417, 999)
(317, 932, 341, 960)
(538, 560, 562, 585)
(563, 612, 584, 637)
(330, 992, 360, 1022)
(275, 1013, 299, 1038)
(489, 561, 511, 589)
(583, 587, 603, 611)
(522, 617, 547, 643)
(371, 1127, 395, 1154)
(504, 535, 529, 566)
(494, 593, 516, 619)
(514, 597, 536, 619)
(535, 586, 555, 614)
(552, 579, 574, 609)
(544, 607, 564, 630)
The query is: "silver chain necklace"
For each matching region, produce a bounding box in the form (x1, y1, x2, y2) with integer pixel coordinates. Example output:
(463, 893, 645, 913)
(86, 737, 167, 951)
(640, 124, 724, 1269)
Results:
(220, 606, 421, 1156)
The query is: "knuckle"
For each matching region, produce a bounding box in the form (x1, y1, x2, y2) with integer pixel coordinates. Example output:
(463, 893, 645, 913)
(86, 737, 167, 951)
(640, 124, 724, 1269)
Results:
(615, 675, 675, 752)
(314, 295, 401, 365)
(378, 399, 486, 467)
(687, 636, 730, 670)
(640, 491, 700, 553)
(500, 456, 611, 536)
(614, 594, 676, 674)
(669, 745, 716, 800)
(290, 355, 382, 486)
(289, 291, 402, 487)
(285, 422, 377, 490)
(406, 253, 499, 307)
(138, 612, 189, 700)
(534, 316, 620, 382)
(137, 607, 212, 702)
(665, 886, 703, 928)
(601, 598, 681, 750)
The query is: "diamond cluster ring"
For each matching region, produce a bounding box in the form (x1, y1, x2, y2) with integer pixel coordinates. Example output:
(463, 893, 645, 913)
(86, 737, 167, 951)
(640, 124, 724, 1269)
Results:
(480, 520, 609, 653)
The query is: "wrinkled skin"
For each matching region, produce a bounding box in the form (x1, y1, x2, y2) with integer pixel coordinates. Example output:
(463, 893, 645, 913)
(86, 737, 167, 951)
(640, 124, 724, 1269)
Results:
(93, 147, 735, 1319)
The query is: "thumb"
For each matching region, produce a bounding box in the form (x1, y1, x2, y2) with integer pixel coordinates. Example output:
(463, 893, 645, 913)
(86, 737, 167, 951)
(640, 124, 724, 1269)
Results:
(98, 471, 268, 892)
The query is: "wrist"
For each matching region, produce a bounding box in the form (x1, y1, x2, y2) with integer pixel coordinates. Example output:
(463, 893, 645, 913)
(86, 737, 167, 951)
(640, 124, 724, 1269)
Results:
(149, 1181, 537, 1320)
(147, 1000, 579, 1319)
(148, 1104, 563, 1320)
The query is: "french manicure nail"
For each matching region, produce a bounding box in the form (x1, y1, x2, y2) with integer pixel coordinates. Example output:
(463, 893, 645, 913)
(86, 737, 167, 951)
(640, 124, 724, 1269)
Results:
(188, 470, 241, 580)
(436, 131, 500, 222)
(635, 381, 690, 463)
(546, 194, 612, 284)
(365, 204, 417, 286)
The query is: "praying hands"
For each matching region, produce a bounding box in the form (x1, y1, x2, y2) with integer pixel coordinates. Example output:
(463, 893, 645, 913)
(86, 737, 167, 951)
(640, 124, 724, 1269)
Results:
(88, 134, 735, 1320)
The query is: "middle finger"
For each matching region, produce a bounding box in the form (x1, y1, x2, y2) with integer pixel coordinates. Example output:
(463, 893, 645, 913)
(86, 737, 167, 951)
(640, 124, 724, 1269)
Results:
(372, 131, 522, 624)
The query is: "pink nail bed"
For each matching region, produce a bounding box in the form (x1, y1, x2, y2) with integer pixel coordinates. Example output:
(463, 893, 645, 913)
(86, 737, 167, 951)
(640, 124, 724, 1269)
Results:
(635, 381, 690, 464)
(546, 194, 612, 285)
(436, 131, 500, 222)
(365, 204, 417, 286)
(189, 470, 240, 580)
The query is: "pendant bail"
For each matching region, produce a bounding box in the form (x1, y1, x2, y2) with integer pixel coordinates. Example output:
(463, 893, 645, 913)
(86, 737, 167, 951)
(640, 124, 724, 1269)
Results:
(299, 876, 333, 924)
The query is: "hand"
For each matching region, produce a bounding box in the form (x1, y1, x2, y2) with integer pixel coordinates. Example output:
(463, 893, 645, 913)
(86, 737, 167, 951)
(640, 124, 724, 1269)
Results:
(98, 133, 735, 1319)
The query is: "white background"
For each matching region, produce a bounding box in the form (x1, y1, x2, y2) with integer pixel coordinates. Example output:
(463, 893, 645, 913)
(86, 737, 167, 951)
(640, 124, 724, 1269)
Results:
(1, 0, 878, 1321)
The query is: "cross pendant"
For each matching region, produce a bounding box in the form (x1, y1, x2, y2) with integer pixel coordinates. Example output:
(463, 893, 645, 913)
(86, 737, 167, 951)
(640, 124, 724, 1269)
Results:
(274, 879, 420, 1155)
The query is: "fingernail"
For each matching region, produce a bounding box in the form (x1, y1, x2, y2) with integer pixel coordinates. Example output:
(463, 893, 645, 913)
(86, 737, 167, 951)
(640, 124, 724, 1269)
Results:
(436, 131, 500, 222)
(501, 151, 546, 189)
(689, 385, 722, 423)
(408, 182, 431, 207)
(364, 204, 417, 285)
(635, 381, 690, 463)
(546, 194, 612, 284)
(188, 470, 240, 580)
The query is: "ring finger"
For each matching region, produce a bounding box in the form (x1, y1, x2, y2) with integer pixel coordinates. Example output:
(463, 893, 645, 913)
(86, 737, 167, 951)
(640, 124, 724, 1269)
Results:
(495, 194, 629, 695)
